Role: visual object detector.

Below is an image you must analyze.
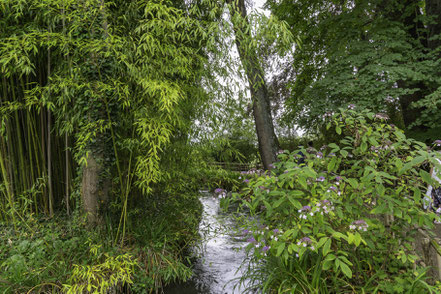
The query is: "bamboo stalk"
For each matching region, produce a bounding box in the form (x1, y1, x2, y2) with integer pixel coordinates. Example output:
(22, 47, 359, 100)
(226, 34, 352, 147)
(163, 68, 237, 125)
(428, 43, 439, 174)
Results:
(47, 28, 54, 217)
(63, 4, 70, 216)
(29, 109, 42, 214)
(0, 142, 16, 225)
(10, 78, 28, 196)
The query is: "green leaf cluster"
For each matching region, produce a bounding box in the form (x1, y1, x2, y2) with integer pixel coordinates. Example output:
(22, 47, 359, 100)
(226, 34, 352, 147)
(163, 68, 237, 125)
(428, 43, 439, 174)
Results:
(235, 107, 441, 293)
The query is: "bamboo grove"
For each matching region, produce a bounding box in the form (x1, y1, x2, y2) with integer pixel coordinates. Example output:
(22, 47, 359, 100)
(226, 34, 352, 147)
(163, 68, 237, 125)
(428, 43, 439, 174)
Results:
(0, 0, 227, 235)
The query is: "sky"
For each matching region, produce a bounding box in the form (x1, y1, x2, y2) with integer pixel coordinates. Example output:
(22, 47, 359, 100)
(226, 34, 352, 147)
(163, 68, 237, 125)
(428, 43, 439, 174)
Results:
(253, 0, 270, 15)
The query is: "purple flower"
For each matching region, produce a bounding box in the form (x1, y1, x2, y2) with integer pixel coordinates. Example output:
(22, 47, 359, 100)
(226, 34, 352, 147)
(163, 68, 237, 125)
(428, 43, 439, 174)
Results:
(262, 245, 270, 252)
(214, 188, 227, 198)
(350, 219, 368, 231)
(243, 179, 250, 184)
(354, 220, 367, 225)
(316, 199, 334, 214)
(297, 236, 314, 250)
(269, 163, 275, 169)
(299, 205, 311, 212)
(328, 186, 337, 192)
(297, 237, 315, 250)
(348, 104, 356, 110)
(273, 228, 280, 234)
(247, 237, 257, 244)
(299, 205, 313, 219)
(434, 140, 441, 147)
(316, 176, 325, 182)
(316, 152, 323, 158)
(242, 229, 250, 235)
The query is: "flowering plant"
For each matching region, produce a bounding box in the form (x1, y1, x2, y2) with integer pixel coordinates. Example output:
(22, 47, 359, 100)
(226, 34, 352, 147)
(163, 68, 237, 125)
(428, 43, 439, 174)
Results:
(235, 108, 441, 293)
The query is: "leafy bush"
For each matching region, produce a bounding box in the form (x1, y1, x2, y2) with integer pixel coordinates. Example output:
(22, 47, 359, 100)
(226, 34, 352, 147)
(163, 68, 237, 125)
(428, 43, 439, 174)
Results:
(0, 216, 101, 293)
(63, 245, 137, 294)
(235, 108, 441, 293)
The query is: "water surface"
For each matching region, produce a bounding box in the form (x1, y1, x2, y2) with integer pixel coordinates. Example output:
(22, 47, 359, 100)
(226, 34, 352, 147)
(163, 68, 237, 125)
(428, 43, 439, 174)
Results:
(165, 192, 250, 294)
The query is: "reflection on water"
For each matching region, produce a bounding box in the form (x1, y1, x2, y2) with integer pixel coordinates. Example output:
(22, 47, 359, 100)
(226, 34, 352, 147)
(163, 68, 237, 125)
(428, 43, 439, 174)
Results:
(165, 191, 250, 294)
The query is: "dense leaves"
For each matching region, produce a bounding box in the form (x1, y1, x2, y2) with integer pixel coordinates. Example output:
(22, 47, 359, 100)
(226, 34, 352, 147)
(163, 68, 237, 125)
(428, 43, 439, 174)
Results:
(235, 108, 441, 292)
(266, 0, 441, 139)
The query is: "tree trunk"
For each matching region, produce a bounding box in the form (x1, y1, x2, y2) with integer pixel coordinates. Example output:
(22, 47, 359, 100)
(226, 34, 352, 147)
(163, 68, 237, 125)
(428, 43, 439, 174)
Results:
(81, 153, 101, 225)
(384, 0, 428, 131)
(80, 0, 110, 225)
(227, 0, 279, 170)
(426, 0, 441, 53)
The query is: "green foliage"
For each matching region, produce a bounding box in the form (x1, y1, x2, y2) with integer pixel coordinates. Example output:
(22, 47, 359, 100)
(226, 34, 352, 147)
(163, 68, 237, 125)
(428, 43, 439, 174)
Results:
(63, 245, 137, 294)
(0, 216, 99, 293)
(131, 246, 193, 293)
(0, 200, 200, 293)
(267, 0, 441, 136)
(235, 108, 441, 293)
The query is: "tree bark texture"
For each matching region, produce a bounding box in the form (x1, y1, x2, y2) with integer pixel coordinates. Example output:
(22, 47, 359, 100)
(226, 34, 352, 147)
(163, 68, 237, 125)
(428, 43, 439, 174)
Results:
(227, 0, 279, 170)
(80, 0, 110, 225)
(81, 153, 102, 225)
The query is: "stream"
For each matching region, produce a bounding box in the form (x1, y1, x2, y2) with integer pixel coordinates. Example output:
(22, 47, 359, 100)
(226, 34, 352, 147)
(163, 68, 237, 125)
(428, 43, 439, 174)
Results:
(165, 191, 251, 294)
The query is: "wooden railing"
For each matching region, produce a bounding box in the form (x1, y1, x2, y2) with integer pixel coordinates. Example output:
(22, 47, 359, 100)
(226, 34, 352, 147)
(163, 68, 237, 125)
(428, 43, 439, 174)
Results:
(207, 162, 262, 172)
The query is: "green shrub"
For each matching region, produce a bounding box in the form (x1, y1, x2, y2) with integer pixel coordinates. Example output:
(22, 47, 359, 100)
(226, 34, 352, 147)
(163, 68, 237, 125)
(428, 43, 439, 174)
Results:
(63, 245, 137, 294)
(235, 108, 441, 293)
(0, 216, 101, 293)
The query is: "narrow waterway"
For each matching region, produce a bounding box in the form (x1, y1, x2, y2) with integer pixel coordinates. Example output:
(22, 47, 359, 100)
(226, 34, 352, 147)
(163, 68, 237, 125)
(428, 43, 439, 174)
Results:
(165, 191, 251, 294)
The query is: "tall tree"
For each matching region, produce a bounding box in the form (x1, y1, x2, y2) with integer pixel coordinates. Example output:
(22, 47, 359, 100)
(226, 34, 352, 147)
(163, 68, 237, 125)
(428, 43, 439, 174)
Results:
(227, 0, 279, 169)
(267, 0, 441, 140)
